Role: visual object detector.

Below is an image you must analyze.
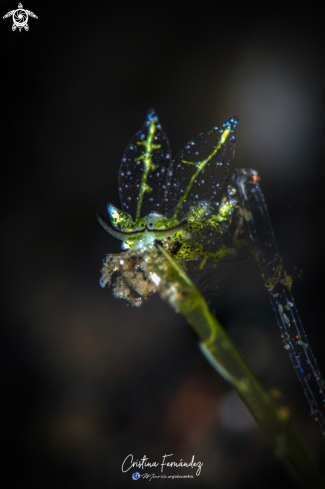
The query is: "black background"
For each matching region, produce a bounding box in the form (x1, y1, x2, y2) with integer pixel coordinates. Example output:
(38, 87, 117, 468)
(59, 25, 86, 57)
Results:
(1, 1, 325, 487)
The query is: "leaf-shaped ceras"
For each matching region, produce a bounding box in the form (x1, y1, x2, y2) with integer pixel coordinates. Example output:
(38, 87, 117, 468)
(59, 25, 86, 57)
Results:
(99, 111, 240, 304)
(165, 117, 238, 221)
(119, 109, 172, 221)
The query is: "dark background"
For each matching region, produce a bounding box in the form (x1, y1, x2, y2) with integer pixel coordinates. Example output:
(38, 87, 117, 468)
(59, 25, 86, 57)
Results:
(1, 1, 325, 487)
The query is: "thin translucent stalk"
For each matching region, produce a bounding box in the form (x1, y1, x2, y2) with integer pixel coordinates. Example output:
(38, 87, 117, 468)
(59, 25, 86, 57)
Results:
(231, 169, 325, 435)
(155, 245, 324, 488)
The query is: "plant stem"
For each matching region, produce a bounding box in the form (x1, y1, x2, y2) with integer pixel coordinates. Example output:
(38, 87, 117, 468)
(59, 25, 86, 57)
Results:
(155, 244, 324, 489)
(231, 169, 325, 434)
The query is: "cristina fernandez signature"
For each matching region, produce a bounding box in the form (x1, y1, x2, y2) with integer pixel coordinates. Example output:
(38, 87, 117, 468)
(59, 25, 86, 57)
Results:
(121, 454, 203, 476)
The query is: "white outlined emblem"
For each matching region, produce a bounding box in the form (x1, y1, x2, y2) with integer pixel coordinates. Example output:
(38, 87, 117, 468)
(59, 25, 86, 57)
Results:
(3, 3, 38, 32)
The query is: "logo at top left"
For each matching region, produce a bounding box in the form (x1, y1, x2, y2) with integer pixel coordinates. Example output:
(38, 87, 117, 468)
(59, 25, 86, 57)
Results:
(3, 3, 38, 32)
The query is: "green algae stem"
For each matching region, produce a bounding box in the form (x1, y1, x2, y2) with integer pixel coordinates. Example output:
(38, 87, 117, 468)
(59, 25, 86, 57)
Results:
(155, 244, 324, 489)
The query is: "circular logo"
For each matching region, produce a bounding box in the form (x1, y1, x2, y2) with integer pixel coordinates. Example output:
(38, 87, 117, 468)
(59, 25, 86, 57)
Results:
(13, 9, 28, 28)
(132, 472, 140, 480)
